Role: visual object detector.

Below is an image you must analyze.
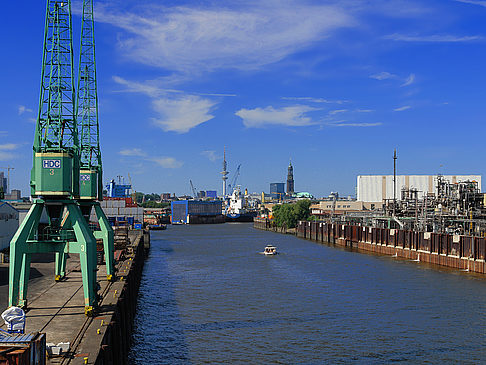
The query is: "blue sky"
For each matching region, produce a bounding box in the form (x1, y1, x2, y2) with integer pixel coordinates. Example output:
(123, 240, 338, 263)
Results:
(1, 0, 486, 198)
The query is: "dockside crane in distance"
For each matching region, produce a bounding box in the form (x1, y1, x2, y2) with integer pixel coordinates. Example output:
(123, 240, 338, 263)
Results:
(190, 180, 197, 198)
(9, 0, 99, 316)
(75, 0, 114, 282)
(227, 164, 241, 194)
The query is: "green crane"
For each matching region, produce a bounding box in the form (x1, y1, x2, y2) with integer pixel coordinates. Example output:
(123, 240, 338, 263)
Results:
(72, 0, 115, 282)
(9, 0, 98, 316)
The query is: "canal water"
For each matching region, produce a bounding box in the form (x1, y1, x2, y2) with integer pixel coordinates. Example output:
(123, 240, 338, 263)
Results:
(128, 223, 486, 364)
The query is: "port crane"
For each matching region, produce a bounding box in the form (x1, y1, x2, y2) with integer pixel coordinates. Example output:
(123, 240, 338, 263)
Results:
(227, 164, 241, 194)
(75, 0, 114, 282)
(190, 180, 197, 198)
(9, 0, 99, 315)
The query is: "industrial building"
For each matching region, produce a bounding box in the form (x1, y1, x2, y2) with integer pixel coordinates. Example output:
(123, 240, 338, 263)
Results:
(357, 175, 481, 202)
(0, 202, 18, 252)
(171, 200, 224, 224)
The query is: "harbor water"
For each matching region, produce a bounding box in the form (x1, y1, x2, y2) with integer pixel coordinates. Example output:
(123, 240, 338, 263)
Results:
(128, 223, 486, 364)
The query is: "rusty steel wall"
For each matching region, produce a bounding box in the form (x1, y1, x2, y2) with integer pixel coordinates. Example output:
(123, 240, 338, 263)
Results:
(256, 219, 486, 274)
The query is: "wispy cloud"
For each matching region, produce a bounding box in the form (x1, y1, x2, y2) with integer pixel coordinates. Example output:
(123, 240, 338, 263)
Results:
(0, 143, 20, 161)
(0, 131, 7, 137)
(282, 97, 348, 104)
(356, 109, 374, 113)
(370, 72, 397, 80)
(119, 147, 183, 168)
(201, 150, 219, 162)
(326, 121, 382, 127)
(0, 144, 19, 151)
(113, 76, 217, 133)
(119, 148, 146, 157)
(148, 157, 184, 169)
(455, 0, 486, 6)
(384, 33, 483, 42)
(18, 105, 33, 115)
(329, 109, 348, 115)
(94, 3, 355, 73)
(401, 73, 416, 87)
(235, 105, 319, 128)
(394, 105, 412, 111)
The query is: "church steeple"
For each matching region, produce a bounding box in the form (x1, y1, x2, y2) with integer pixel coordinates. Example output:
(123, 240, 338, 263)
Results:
(287, 159, 294, 195)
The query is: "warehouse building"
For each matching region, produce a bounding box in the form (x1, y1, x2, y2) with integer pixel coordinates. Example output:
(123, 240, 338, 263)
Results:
(0, 202, 19, 252)
(171, 200, 224, 224)
(357, 175, 482, 202)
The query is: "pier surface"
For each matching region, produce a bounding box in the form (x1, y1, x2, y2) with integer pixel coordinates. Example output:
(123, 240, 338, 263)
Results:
(0, 230, 146, 364)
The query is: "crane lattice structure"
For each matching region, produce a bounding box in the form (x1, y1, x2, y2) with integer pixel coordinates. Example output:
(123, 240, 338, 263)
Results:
(9, 0, 98, 316)
(72, 0, 115, 282)
(227, 164, 241, 194)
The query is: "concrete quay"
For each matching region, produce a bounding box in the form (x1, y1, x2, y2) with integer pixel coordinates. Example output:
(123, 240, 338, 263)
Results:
(0, 230, 149, 364)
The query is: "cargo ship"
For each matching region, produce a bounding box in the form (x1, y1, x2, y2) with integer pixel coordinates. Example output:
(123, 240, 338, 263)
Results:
(224, 186, 258, 222)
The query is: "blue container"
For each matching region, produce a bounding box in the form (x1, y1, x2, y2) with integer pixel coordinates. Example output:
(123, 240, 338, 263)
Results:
(117, 216, 125, 222)
(134, 223, 142, 230)
(127, 217, 135, 226)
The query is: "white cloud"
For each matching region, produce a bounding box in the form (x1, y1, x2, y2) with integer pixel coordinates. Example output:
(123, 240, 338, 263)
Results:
(282, 97, 348, 104)
(94, 3, 355, 72)
(119, 148, 146, 157)
(329, 109, 348, 115)
(18, 105, 33, 115)
(235, 105, 319, 128)
(356, 109, 374, 113)
(113, 76, 217, 133)
(149, 157, 183, 169)
(394, 105, 412, 111)
(201, 150, 219, 162)
(152, 96, 216, 133)
(401, 73, 416, 87)
(370, 72, 397, 80)
(0, 131, 7, 137)
(384, 33, 483, 42)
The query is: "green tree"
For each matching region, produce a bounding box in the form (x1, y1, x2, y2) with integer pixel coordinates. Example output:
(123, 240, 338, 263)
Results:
(272, 199, 311, 228)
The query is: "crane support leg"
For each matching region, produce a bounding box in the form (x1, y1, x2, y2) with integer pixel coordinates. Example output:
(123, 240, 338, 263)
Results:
(55, 252, 67, 280)
(93, 203, 115, 281)
(9, 202, 43, 308)
(67, 203, 98, 314)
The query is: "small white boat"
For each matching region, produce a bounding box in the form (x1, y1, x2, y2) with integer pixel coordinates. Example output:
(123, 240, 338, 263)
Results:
(262, 245, 278, 255)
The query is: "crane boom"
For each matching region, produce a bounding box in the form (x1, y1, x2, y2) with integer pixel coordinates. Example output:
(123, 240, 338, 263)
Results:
(190, 180, 197, 198)
(228, 164, 241, 193)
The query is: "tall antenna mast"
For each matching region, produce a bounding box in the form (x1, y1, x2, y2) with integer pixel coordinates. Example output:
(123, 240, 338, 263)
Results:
(221, 147, 228, 196)
(393, 149, 397, 216)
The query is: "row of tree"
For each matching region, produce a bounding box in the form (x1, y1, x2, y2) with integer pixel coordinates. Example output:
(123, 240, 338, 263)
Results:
(272, 200, 312, 228)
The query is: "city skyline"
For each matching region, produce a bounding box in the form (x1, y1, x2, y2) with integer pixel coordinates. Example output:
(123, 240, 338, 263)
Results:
(1, 0, 486, 197)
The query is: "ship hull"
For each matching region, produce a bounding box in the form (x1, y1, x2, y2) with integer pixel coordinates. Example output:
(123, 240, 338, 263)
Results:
(225, 211, 257, 222)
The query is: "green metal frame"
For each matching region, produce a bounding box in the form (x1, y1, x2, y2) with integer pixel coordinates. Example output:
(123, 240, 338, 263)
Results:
(75, 0, 115, 281)
(9, 0, 98, 316)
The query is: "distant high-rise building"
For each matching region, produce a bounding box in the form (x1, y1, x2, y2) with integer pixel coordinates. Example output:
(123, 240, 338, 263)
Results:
(270, 183, 285, 195)
(0, 172, 7, 193)
(287, 160, 294, 194)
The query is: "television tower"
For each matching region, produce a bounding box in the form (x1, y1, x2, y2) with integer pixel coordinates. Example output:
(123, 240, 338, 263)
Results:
(221, 147, 228, 196)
